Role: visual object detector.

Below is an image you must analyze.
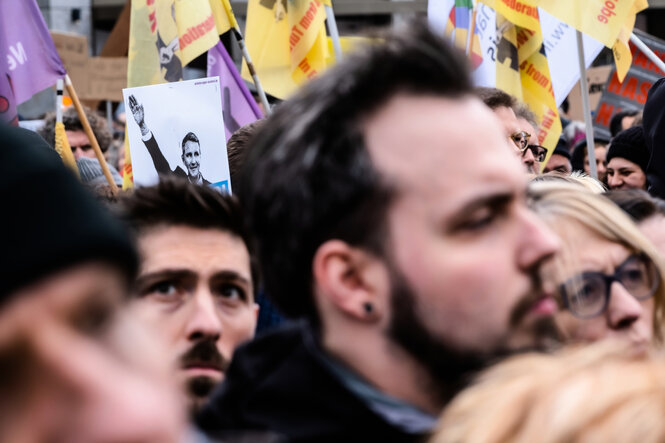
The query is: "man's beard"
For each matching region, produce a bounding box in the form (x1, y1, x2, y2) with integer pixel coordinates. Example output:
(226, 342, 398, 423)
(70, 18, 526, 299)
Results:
(386, 259, 560, 407)
(179, 339, 230, 414)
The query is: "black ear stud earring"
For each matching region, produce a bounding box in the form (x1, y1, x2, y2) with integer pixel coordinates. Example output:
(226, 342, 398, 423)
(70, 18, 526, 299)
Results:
(363, 302, 373, 314)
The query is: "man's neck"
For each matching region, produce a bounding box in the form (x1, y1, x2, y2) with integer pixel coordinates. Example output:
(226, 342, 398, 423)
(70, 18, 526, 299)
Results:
(322, 327, 446, 415)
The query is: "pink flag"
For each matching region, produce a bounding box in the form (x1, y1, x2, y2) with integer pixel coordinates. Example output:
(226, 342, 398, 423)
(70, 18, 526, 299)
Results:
(0, 0, 66, 125)
(207, 42, 263, 141)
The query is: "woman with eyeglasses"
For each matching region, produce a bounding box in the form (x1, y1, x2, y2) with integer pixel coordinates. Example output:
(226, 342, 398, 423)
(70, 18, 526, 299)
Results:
(528, 180, 665, 350)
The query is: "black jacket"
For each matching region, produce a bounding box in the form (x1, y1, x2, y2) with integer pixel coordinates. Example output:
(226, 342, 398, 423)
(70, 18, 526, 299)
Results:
(196, 323, 429, 443)
(643, 78, 665, 198)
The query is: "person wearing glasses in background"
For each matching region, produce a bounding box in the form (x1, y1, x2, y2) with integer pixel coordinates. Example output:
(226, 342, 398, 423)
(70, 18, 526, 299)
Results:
(514, 103, 547, 175)
(475, 88, 546, 175)
(529, 180, 665, 351)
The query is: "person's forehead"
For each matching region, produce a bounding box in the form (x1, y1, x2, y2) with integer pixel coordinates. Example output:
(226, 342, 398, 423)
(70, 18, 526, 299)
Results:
(65, 129, 90, 145)
(517, 118, 537, 142)
(493, 106, 521, 135)
(138, 225, 251, 280)
(362, 93, 525, 210)
(550, 218, 630, 273)
(608, 157, 640, 170)
(183, 141, 200, 152)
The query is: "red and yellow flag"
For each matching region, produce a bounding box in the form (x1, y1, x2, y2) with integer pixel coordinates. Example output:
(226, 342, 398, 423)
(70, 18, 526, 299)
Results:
(242, 0, 331, 99)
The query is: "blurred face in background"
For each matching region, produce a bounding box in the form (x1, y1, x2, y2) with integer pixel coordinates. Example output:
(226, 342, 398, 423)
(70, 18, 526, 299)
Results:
(542, 220, 655, 352)
(584, 145, 608, 183)
(0, 263, 187, 443)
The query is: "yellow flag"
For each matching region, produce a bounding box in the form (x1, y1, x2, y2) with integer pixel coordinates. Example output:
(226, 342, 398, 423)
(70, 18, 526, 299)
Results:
(495, 16, 561, 168)
(480, 0, 540, 31)
(54, 121, 80, 177)
(612, 0, 648, 83)
(125, 0, 229, 189)
(242, 0, 330, 99)
(535, 0, 636, 48)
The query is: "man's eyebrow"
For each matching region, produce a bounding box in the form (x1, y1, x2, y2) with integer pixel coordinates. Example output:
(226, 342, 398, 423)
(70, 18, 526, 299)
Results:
(210, 270, 251, 286)
(448, 191, 515, 223)
(135, 269, 196, 287)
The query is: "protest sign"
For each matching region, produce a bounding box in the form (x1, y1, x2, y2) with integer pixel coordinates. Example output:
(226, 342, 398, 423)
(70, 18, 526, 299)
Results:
(86, 57, 128, 102)
(123, 77, 231, 192)
(593, 29, 665, 137)
(51, 32, 89, 95)
(565, 65, 612, 122)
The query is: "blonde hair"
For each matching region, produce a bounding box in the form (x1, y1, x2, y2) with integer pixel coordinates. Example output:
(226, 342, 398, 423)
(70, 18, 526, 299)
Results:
(431, 342, 665, 443)
(528, 180, 665, 342)
(533, 171, 606, 193)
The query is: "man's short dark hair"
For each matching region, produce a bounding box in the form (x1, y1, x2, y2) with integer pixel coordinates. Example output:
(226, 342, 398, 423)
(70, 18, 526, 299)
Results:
(610, 109, 639, 138)
(237, 23, 472, 322)
(226, 120, 264, 185)
(38, 106, 112, 153)
(605, 189, 665, 222)
(474, 87, 516, 110)
(181, 132, 200, 151)
(118, 177, 259, 296)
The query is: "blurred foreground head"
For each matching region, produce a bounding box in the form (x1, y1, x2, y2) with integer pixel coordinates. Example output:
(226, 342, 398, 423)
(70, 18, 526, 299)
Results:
(236, 21, 559, 414)
(432, 342, 665, 443)
(529, 180, 665, 349)
(0, 124, 187, 443)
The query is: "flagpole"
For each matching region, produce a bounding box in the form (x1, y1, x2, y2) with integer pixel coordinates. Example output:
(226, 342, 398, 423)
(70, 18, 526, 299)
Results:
(221, 0, 272, 115)
(576, 30, 598, 180)
(630, 32, 665, 74)
(465, 1, 477, 56)
(65, 74, 119, 193)
(325, 4, 343, 61)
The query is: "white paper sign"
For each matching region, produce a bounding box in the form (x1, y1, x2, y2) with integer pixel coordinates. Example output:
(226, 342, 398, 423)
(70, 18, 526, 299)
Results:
(123, 77, 231, 192)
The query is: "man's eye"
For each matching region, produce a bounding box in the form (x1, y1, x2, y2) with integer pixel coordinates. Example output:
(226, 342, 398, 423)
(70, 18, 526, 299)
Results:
(147, 281, 178, 297)
(217, 284, 246, 301)
(462, 209, 496, 231)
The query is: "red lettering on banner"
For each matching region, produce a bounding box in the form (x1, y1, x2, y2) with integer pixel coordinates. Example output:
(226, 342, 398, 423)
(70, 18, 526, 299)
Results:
(148, 10, 156, 33)
(607, 73, 622, 94)
(290, 1, 320, 50)
(638, 81, 651, 103)
(146, 0, 154, 5)
(501, 0, 538, 18)
(597, 0, 618, 24)
(516, 28, 534, 48)
(623, 77, 637, 100)
(178, 14, 215, 51)
(595, 102, 616, 126)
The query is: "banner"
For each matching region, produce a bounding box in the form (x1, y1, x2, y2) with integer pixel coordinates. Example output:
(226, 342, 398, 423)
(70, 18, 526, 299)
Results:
(0, 0, 66, 125)
(594, 30, 665, 138)
(535, 0, 637, 48)
(611, 0, 648, 82)
(125, 0, 232, 189)
(207, 42, 263, 141)
(242, 0, 331, 99)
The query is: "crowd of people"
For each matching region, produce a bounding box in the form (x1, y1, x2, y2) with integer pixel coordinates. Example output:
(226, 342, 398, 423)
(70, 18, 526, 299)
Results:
(4, 22, 665, 443)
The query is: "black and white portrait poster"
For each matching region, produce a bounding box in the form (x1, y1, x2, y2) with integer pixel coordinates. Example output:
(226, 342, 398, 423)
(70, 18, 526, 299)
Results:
(123, 77, 231, 192)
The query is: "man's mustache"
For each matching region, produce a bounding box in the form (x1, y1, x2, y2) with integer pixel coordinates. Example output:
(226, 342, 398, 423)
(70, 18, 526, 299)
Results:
(179, 339, 229, 372)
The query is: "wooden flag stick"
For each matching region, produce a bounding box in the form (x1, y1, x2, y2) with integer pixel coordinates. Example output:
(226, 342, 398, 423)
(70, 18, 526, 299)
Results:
(65, 74, 119, 193)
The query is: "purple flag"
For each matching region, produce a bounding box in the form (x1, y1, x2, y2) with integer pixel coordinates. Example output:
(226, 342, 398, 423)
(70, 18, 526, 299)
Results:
(207, 42, 263, 141)
(0, 0, 66, 125)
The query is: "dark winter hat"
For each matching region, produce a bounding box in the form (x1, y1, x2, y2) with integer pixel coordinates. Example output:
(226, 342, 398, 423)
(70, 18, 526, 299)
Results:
(553, 137, 571, 160)
(0, 124, 138, 301)
(570, 136, 610, 172)
(606, 126, 650, 173)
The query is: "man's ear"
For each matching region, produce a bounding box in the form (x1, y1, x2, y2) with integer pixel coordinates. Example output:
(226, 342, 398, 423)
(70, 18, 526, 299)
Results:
(312, 240, 388, 322)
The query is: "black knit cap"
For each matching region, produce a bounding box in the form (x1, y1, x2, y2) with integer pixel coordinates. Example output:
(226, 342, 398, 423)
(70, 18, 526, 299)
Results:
(553, 137, 571, 160)
(607, 126, 650, 173)
(0, 124, 138, 300)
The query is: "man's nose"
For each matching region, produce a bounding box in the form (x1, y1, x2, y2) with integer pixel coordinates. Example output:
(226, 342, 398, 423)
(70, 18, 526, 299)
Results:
(185, 289, 222, 342)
